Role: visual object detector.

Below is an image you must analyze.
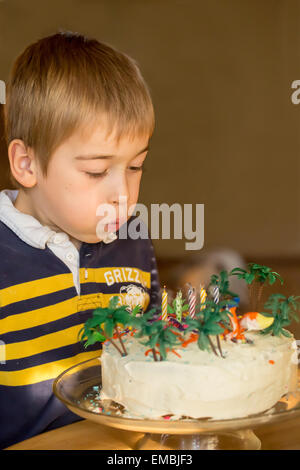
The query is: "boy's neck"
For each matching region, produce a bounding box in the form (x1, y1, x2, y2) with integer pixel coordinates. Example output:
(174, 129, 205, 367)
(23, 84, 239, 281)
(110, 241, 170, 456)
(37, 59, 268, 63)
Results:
(13, 189, 82, 251)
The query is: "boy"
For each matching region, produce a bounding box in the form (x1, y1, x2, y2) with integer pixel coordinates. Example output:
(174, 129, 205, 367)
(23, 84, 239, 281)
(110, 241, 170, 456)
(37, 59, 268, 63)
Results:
(0, 31, 160, 448)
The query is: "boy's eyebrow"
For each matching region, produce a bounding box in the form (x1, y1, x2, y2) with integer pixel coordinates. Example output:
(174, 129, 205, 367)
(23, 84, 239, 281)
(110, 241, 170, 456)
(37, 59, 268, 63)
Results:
(74, 145, 150, 160)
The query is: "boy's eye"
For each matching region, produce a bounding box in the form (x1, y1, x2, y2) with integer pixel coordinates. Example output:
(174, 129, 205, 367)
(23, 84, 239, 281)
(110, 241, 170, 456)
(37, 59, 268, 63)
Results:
(128, 164, 145, 172)
(85, 171, 107, 179)
(85, 164, 145, 179)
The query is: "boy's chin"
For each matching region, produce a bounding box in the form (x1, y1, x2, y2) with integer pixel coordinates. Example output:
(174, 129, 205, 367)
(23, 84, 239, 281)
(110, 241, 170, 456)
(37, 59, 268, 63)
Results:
(95, 225, 118, 244)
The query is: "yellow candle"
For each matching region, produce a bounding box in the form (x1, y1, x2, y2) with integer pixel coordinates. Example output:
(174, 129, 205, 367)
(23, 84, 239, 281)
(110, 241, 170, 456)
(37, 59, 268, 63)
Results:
(200, 284, 207, 310)
(162, 286, 168, 321)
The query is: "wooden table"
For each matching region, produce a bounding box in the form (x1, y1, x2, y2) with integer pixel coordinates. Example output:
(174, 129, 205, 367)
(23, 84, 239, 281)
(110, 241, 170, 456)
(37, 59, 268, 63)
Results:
(5, 415, 300, 450)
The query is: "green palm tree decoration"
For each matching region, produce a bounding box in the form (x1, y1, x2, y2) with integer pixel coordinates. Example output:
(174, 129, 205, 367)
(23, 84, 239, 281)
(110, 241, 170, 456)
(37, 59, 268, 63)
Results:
(79, 296, 133, 356)
(130, 304, 143, 317)
(208, 270, 238, 300)
(207, 271, 238, 354)
(195, 299, 233, 328)
(130, 309, 162, 361)
(230, 263, 283, 311)
(184, 304, 227, 357)
(136, 317, 183, 361)
(129, 308, 159, 333)
(260, 294, 300, 337)
(192, 299, 234, 357)
(230, 263, 283, 285)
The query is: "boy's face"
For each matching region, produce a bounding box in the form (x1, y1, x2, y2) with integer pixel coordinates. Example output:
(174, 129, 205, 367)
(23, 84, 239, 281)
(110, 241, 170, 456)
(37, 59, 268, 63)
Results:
(31, 122, 149, 244)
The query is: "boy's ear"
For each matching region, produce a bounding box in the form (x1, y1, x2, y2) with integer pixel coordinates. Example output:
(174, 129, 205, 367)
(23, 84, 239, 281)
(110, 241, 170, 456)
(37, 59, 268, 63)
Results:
(8, 139, 38, 188)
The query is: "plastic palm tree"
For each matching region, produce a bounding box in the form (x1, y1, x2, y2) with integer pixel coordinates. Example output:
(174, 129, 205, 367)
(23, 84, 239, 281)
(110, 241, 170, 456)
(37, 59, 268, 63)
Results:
(208, 270, 238, 300)
(79, 296, 133, 356)
(230, 263, 283, 312)
(260, 294, 300, 337)
(184, 307, 225, 357)
(192, 299, 233, 357)
(196, 299, 233, 329)
(130, 309, 162, 361)
(136, 318, 183, 361)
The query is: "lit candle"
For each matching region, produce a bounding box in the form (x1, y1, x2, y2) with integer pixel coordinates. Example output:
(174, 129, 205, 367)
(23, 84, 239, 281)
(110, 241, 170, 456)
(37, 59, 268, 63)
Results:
(162, 286, 168, 321)
(199, 284, 207, 310)
(175, 290, 183, 323)
(188, 285, 196, 319)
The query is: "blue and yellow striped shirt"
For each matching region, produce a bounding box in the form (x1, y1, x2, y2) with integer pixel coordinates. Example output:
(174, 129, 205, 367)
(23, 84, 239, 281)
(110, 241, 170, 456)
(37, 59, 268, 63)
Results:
(0, 207, 160, 448)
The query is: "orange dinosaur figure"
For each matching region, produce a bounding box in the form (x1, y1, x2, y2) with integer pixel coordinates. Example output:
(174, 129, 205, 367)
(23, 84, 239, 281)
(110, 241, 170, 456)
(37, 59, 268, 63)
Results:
(222, 306, 246, 342)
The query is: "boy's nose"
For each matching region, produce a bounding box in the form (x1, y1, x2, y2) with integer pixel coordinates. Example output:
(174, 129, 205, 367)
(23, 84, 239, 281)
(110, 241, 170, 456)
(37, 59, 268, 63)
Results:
(110, 195, 128, 220)
(108, 174, 129, 206)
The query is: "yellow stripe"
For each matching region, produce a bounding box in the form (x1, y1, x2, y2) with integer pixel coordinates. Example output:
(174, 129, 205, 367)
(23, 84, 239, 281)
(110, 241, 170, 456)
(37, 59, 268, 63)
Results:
(0, 295, 79, 336)
(1, 273, 74, 307)
(0, 349, 102, 387)
(81, 266, 150, 287)
(4, 291, 150, 359)
(0, 290, 150, 336)
(5, 324, 85, 361)
(1, 267, 151, 308)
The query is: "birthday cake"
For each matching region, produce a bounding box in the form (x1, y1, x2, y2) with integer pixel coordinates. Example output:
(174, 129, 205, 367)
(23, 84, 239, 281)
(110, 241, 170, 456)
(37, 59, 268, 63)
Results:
(80, 263, 299, 420)
(100, 330, 297, 420)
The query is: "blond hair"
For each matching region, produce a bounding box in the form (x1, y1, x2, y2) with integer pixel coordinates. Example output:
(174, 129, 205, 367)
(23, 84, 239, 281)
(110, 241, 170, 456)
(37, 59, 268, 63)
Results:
(4, 31, 155, 189)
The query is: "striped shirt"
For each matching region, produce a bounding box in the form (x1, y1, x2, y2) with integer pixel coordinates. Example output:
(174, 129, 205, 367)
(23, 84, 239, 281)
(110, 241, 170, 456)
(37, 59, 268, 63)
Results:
(0, 189, 160, 448)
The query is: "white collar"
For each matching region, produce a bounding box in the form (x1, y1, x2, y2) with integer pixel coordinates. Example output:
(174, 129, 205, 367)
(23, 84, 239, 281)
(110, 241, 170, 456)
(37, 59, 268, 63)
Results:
(0, 189, 118, 249)
(0, 189, 61, 249)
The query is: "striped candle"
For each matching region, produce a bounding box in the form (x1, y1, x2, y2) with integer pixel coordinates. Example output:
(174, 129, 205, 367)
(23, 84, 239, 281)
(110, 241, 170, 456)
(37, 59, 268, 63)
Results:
(162, 286, 168, 321)
(188, 286, 196, 319)
(212, 284, 223, 357)
(199, 284, 207, 310)
(213, 285, 220, 304)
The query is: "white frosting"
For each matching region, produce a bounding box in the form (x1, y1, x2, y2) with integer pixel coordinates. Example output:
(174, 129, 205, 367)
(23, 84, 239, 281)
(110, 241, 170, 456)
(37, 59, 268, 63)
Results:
(100, 331, 297, 420)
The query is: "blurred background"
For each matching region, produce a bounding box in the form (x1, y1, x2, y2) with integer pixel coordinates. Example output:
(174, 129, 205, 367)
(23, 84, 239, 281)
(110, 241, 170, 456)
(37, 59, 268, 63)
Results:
(0, 0, 300, 333)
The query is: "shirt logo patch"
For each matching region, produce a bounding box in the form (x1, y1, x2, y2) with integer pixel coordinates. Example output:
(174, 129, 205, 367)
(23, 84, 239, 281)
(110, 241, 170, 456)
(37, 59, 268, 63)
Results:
(114, 284, 150, 313)
(104, 267, 145, 287)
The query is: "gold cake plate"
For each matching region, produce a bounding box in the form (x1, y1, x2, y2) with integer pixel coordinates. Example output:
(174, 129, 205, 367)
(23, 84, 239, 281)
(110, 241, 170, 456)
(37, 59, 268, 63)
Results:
(53, 357, 300, 450)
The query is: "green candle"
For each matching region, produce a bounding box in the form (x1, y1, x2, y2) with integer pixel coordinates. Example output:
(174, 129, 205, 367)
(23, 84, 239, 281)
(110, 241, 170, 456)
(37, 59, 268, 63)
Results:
(175, 290, 183, 323)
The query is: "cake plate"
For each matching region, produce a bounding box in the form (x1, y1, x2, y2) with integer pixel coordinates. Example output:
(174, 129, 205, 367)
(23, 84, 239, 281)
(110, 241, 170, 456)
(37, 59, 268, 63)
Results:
(53, 357, 300, 450)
